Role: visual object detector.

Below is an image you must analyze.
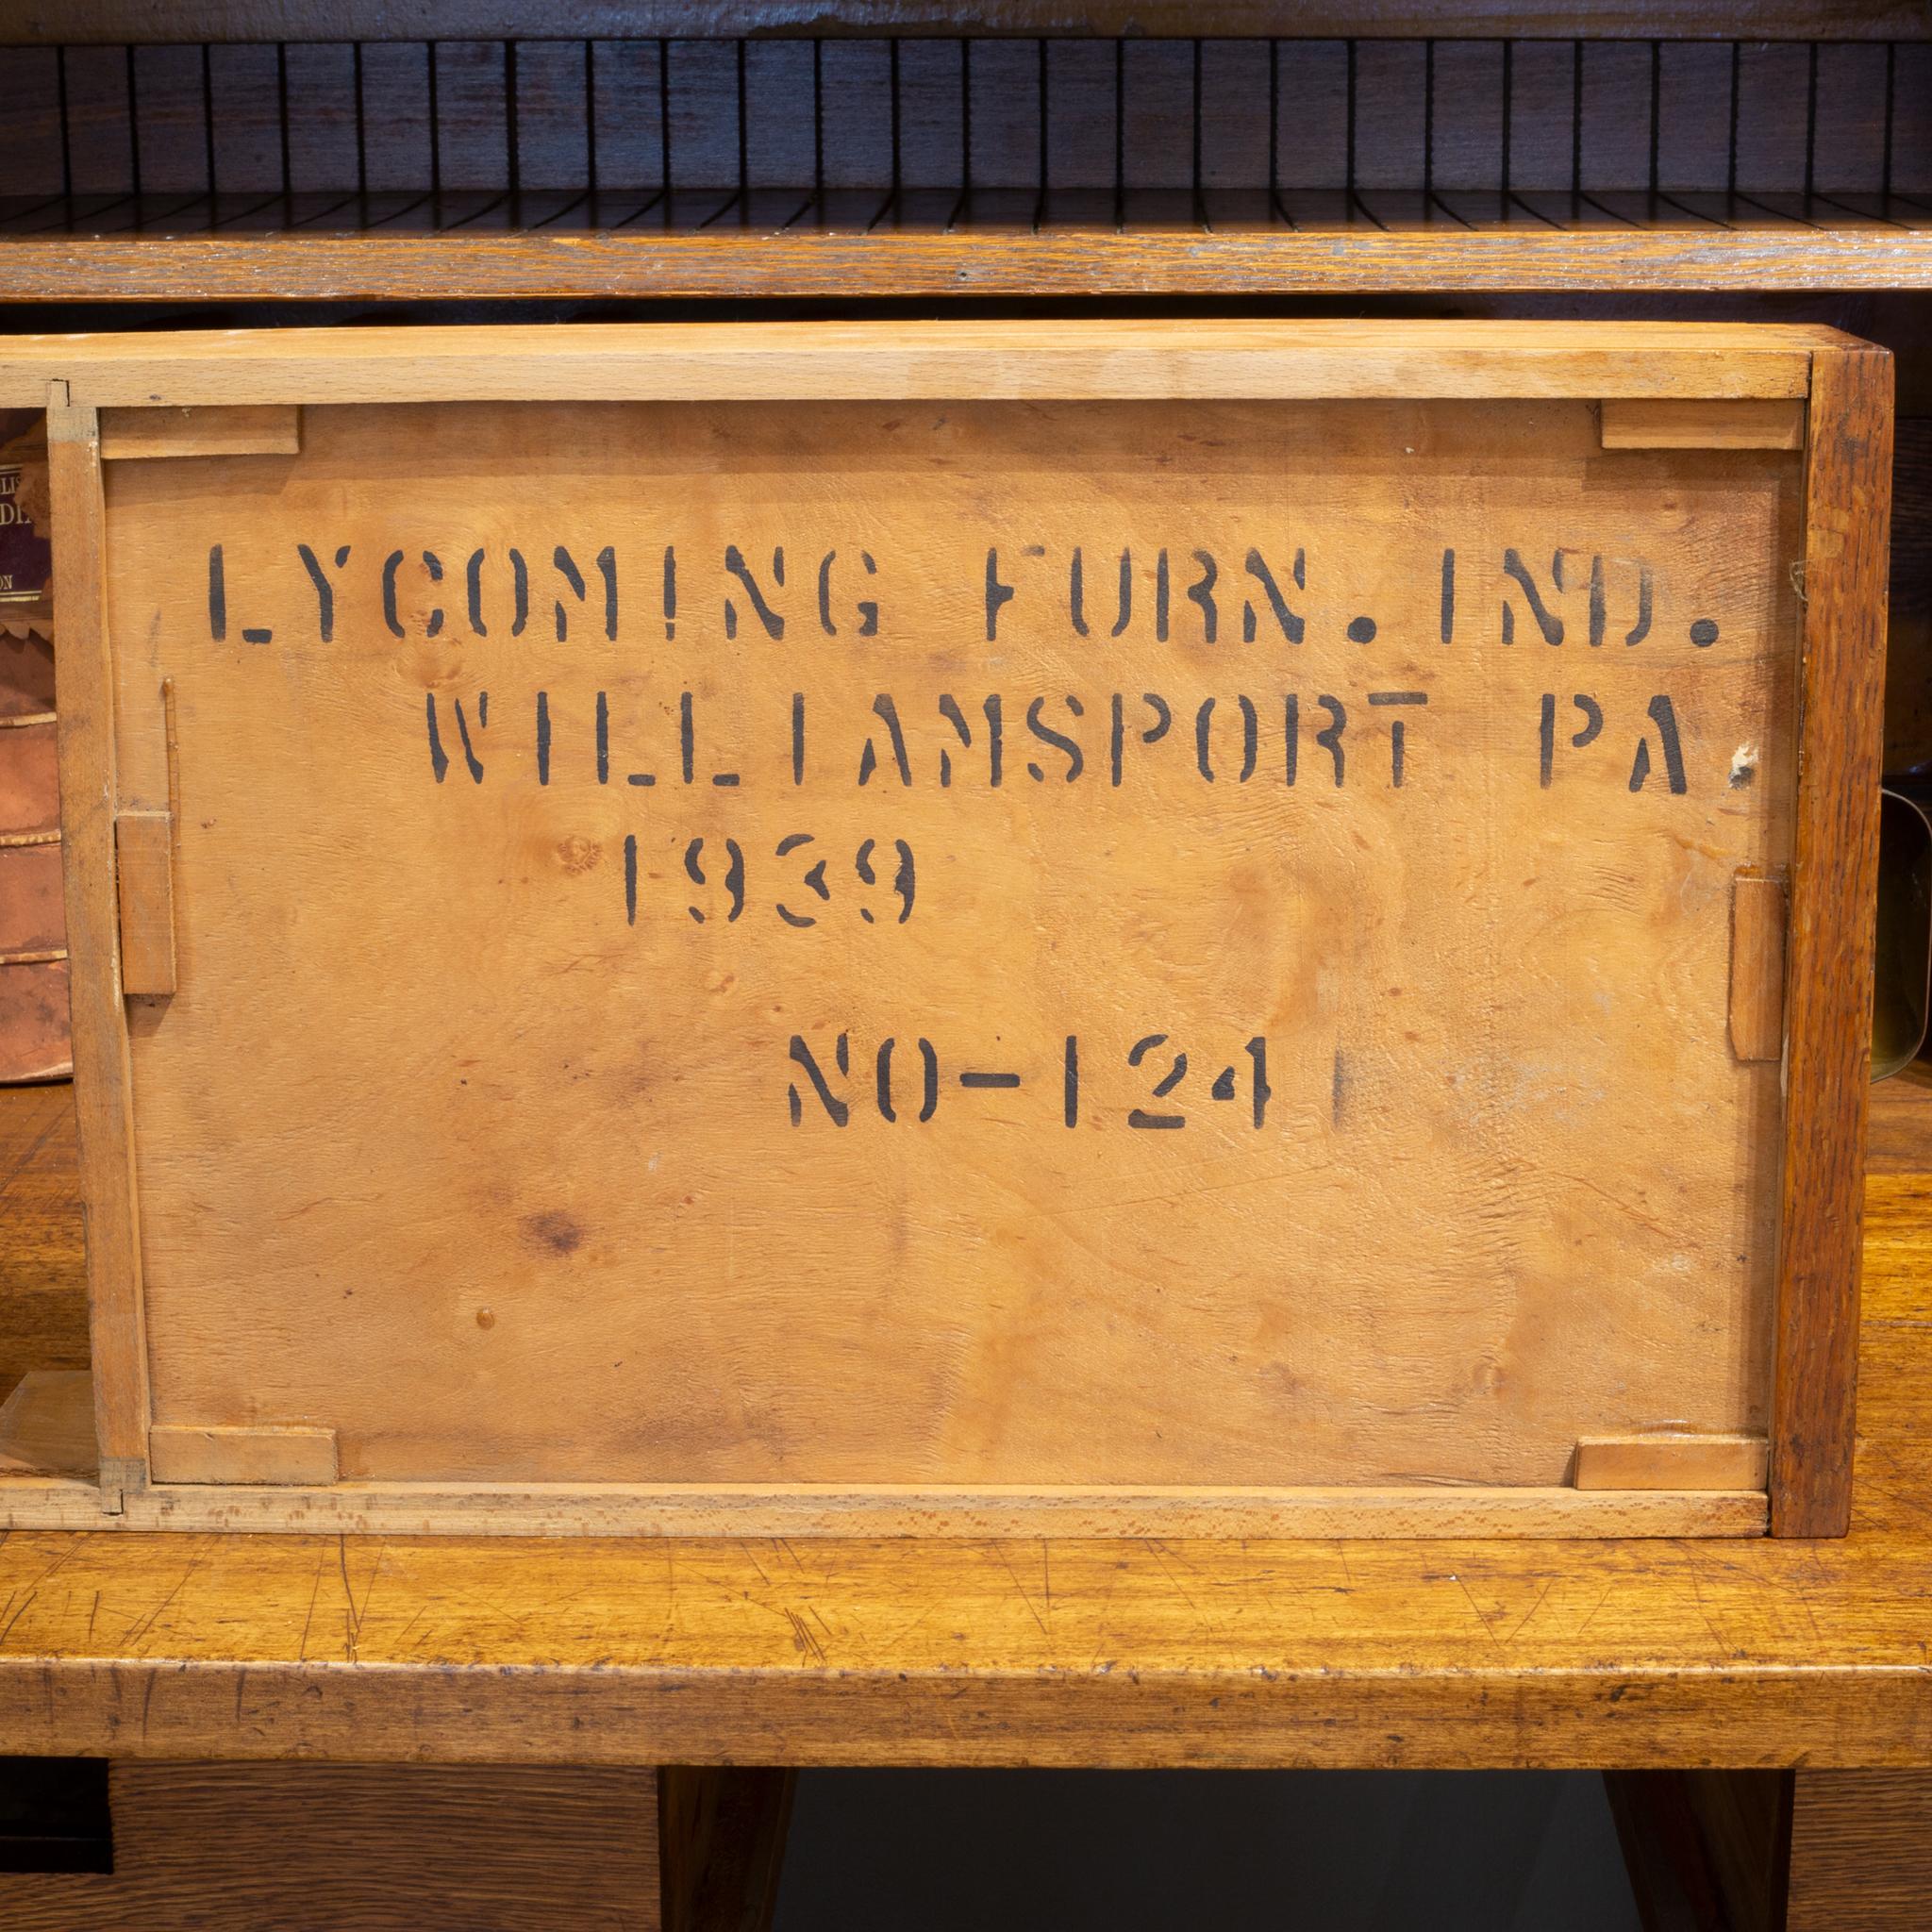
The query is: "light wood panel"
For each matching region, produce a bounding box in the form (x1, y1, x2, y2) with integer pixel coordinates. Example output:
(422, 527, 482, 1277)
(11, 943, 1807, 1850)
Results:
(99, 406, 301, 464)
(1574, 1433, 1769, 1491)
(110, 809, 175, 997)
(148, 1424, 339, 1486)
(71, 362, 1812, 1530)
(1601, 399, 1807, 451)
(0, 1762, 660, 1930)
(0, 1370, 96, 1477)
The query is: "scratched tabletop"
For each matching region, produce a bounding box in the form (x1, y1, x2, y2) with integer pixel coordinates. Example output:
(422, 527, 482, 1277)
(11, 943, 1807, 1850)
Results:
(1, 1074, 1929, 1770)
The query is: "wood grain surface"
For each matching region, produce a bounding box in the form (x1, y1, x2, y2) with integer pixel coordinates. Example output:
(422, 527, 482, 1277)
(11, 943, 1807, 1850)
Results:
(1599, 399, 1807, 452)
(0, 958, 71, 1085)
(0, 1762, 660, 1930)
(1727, 872, 1787, 1063)
(0, 1370, 97, 1477)
(1573, 1433, 1768, 1491)
(109, 809, 174, 998)
(1604, 1767, 1790, 1931)
(0, 1080, 90, 1374)
(1770, 341, 1892, 1537)
(1787, 1769, 1932, 1930)
(659, 1766, 792, 1932)
(0, 1482, 1774, 1538)
(148, 1423, 339, 1487)
(47, 395, 150, 1491)
(65, 361, 1813, 1528)
(1868, 1060, 1932, 1173)
(0, 1086, 1929, 1767)
(99, 406, 301, 465)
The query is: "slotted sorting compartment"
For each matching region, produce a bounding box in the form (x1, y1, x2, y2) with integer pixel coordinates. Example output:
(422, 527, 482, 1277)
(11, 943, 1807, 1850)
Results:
(0, 34, 1928, 294)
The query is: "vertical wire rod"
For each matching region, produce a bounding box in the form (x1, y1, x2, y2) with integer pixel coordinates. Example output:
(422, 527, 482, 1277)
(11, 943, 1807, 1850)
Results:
(1726, 41, 1741, 198)
(1882, 42, 1895, 201)
(505, 39, 521, 205)
(427, 41, 442, 207)
(1034, 38, 1048, 232)
(1804, 41, 1819, 202)
(203, 42, 218, 202)
(352, 42, 366, 202)
(1647, 39, 1661, 203)
(1500, 38, 1514, 208)
(1571, 41, 1584, 199)
(125, 43, 143, 203)
(1344, 38, 1357, 211)
(56, 44, 74, 203)
(277, 41, 291, 203)
(583, 39, 598, 211)
(1112, 37, 1124, 231)
(658, 38, 673, 215)
(889, 38, 902, 206)
(1267, 39, 1280, 218)
(735, 37, 748, 220)
(956, 35, 972, 225)
(1191, 37, 1205, 228)
(1422, 37, 1434, 205)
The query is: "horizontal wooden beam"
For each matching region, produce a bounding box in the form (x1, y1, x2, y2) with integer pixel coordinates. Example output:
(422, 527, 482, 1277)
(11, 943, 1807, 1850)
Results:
(0, 318, 1833, 409)
(0, 1520, 1929, 1770)
(0, 1480, 1770, 1536)
(4, 1, 1926, 42)
(0, 224, 1924, 308)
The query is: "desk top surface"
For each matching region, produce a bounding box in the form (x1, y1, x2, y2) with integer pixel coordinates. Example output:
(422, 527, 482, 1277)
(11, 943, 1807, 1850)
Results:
(3, 1076, 1930, 1771)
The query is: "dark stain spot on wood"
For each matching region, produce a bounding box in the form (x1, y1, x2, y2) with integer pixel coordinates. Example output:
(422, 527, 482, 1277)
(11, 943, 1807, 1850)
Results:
(524, 1209, 584, 1257)
(1331, 1047, 1348, 1127)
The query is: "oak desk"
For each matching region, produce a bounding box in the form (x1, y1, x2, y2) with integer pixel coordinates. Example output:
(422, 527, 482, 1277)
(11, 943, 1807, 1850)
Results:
(0, 1074, 1928, 1775)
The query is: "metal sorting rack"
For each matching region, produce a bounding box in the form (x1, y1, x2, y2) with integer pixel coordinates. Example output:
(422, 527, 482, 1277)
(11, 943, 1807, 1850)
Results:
(0, 37, 1927, 233)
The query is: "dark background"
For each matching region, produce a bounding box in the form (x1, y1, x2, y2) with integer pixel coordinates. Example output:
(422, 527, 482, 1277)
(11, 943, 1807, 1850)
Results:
(775, 1769, 1639, 1929)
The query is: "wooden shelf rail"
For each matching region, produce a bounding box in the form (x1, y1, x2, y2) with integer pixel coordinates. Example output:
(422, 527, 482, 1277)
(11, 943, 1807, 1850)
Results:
(4, 190, 1931, 298)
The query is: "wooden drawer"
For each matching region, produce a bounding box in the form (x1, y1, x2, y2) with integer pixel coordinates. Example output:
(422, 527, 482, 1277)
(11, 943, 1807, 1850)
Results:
(0, 319, 1890, 1537)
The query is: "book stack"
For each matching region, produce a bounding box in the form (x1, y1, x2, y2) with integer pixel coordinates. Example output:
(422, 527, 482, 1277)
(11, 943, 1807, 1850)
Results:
(0, 406, 66, 1083)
